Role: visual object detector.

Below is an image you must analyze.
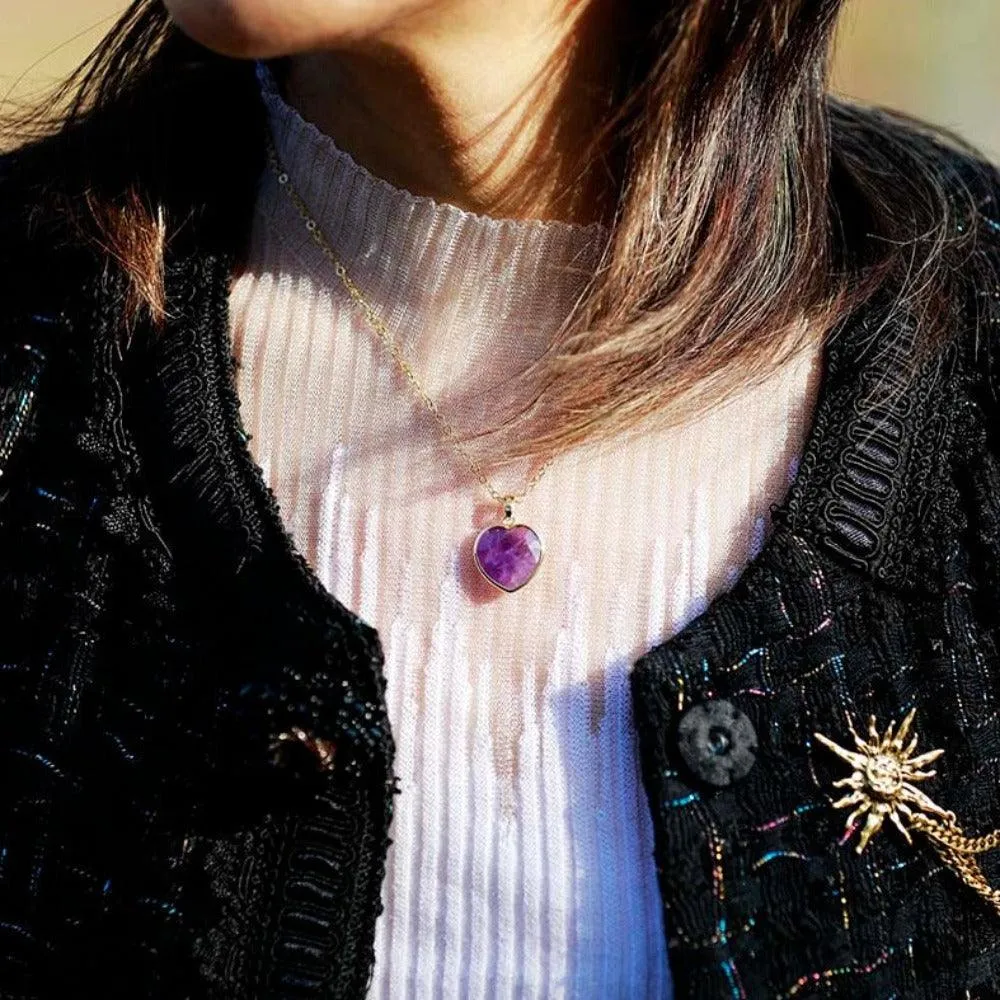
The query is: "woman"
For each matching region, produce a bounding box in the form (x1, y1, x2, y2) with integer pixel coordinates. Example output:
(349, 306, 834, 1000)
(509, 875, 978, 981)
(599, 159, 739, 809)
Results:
(1, 0, 998, 997)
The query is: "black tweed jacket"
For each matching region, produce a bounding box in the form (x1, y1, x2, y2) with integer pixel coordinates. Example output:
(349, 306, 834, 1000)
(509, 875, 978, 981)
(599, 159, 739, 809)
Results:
(1, 107, 1000, 999)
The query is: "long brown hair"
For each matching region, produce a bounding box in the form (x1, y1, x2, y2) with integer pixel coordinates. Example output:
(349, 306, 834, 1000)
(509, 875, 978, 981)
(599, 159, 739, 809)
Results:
(0, 1, 989, 460)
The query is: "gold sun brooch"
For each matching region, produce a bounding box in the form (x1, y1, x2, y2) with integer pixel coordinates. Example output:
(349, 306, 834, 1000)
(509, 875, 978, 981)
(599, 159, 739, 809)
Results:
(816, 708, 1000, 914)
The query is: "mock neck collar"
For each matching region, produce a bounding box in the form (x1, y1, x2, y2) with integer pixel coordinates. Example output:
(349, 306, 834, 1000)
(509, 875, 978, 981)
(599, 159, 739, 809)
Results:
(252, 61, 609, 386)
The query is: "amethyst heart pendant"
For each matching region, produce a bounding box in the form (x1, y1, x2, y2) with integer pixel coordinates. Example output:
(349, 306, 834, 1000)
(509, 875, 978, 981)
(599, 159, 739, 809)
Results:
(473, 522, 543, 593)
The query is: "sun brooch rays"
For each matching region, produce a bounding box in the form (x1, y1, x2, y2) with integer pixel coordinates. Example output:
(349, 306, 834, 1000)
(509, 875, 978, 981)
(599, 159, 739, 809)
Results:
(815, 708, 1000, 915)
(815, 708, 951, 854)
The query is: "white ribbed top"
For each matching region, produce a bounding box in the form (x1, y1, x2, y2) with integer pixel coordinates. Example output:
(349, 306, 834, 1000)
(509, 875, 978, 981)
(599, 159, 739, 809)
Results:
(229, 66, 825, 999)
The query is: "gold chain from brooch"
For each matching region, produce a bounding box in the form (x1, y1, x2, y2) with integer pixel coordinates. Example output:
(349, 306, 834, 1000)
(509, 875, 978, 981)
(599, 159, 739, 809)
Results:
(910, 813, 1000, 911)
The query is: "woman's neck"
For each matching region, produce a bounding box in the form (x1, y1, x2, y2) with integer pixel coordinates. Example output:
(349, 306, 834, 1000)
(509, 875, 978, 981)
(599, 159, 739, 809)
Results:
(280, 0, 623, 227)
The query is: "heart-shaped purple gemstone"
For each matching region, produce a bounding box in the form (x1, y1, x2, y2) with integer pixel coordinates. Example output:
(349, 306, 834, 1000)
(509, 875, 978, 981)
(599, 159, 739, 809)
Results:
(473, 524, 543, 592)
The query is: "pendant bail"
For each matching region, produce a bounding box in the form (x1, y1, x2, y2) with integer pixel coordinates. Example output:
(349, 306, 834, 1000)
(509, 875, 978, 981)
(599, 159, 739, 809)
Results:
(502, 497, 515, 527)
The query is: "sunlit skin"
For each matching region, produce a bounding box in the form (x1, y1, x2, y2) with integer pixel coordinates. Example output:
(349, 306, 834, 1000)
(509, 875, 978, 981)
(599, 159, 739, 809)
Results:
(162, 0, 458, 58)
(162, 0, 623, 225)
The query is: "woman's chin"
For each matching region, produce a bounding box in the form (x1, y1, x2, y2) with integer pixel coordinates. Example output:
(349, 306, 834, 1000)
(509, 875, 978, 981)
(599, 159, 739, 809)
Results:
(161, 0, 430, 58)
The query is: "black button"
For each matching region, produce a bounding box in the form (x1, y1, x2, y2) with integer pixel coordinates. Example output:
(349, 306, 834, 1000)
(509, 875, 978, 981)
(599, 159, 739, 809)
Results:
(677, 700, 757, 787)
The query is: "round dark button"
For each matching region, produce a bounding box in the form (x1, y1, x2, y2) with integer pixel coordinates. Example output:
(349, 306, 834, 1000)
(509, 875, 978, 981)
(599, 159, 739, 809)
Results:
(677, 699, 757, 787)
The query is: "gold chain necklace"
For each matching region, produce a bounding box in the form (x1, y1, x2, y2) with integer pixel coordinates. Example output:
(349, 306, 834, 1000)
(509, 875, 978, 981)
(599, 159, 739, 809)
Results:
(266, 134, 552, 592)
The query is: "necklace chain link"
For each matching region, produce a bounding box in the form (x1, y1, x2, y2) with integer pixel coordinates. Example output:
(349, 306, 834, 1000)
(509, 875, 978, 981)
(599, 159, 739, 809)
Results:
(265, 135, 553, 512)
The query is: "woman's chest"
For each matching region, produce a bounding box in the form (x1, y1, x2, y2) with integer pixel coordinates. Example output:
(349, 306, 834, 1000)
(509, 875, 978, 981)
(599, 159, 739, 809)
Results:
(227, 270, 825, 996)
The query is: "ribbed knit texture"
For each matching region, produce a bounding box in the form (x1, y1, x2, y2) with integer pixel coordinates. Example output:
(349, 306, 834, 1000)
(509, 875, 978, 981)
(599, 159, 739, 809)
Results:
(228, 68, 825, 999)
